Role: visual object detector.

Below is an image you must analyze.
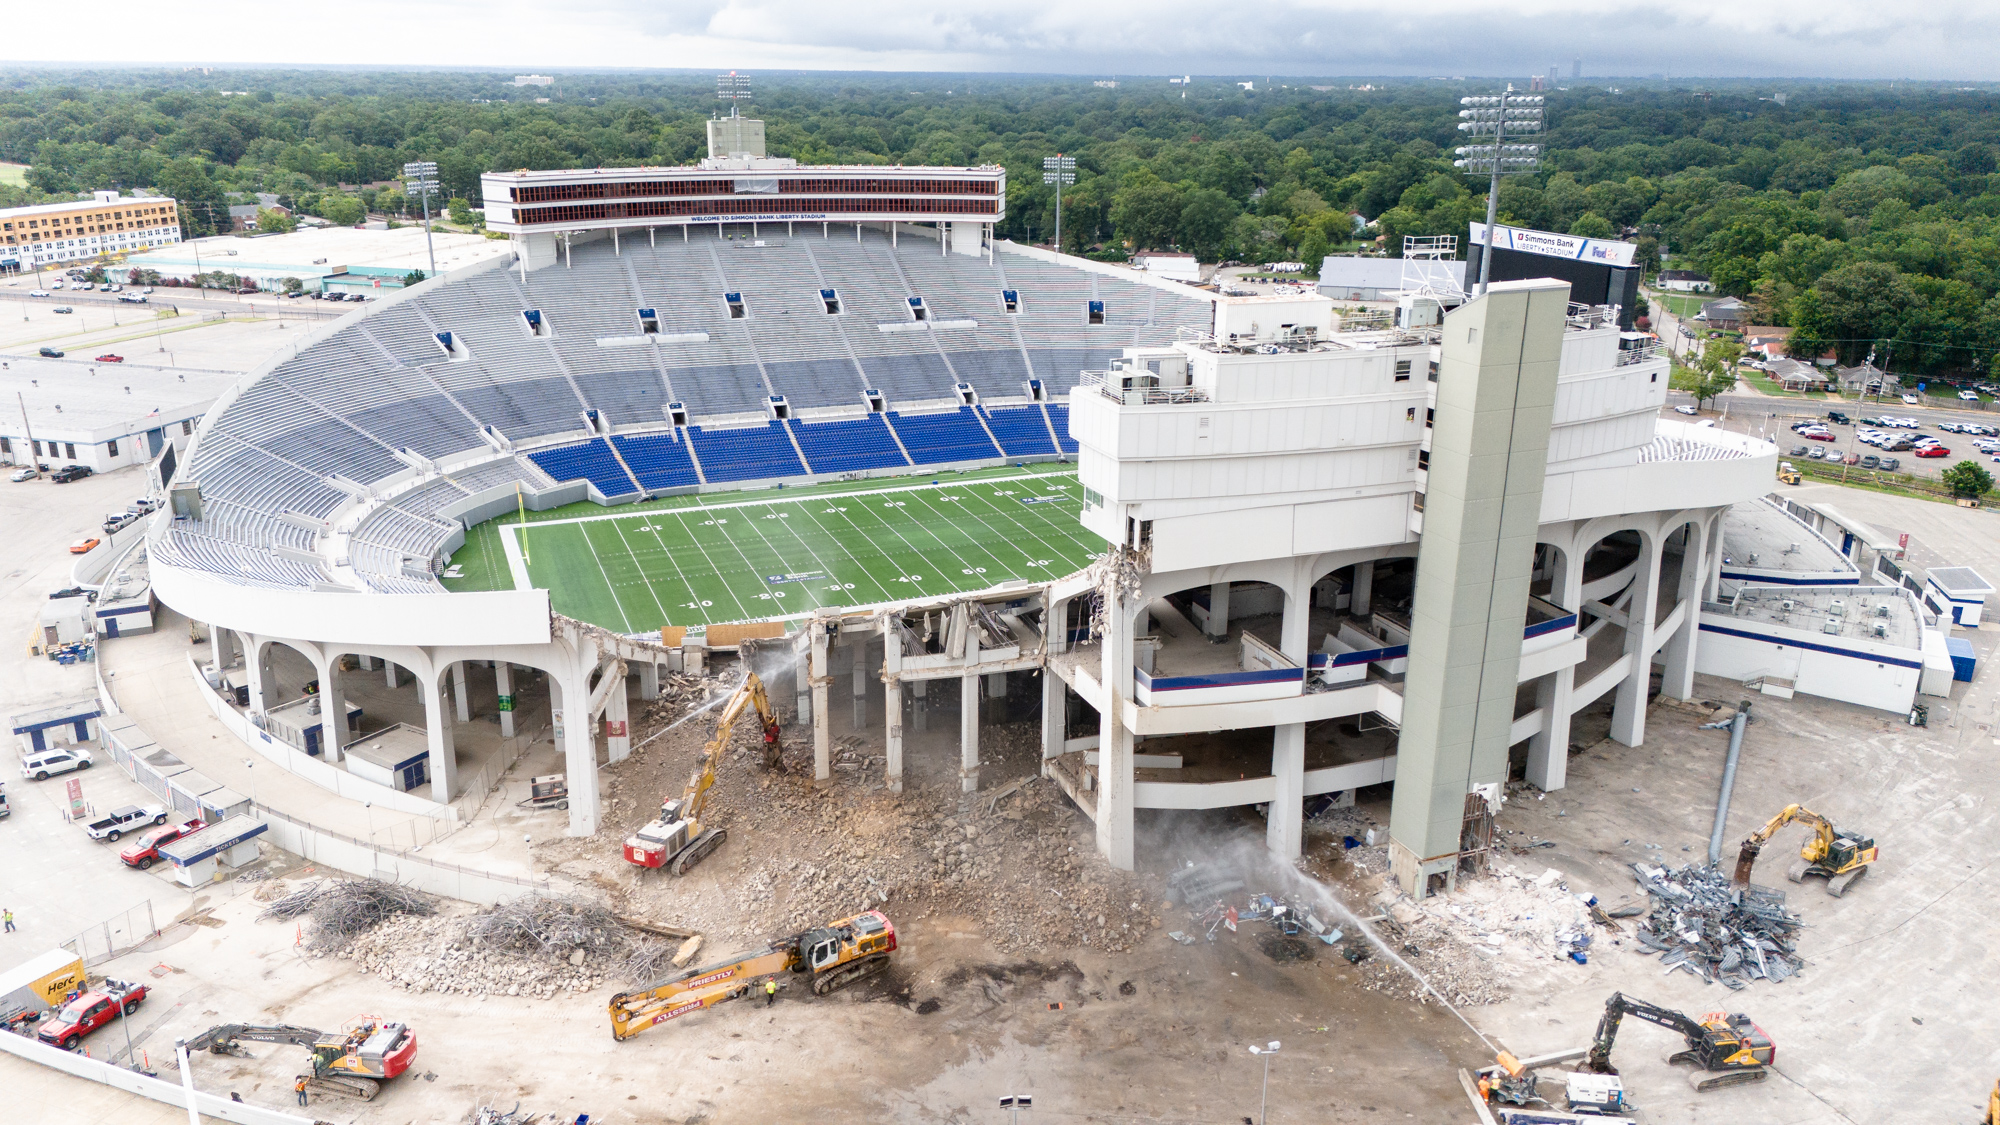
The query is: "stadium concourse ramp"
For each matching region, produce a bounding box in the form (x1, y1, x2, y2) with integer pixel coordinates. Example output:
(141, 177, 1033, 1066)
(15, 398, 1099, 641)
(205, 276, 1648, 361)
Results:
(164, 226, 1195, 596)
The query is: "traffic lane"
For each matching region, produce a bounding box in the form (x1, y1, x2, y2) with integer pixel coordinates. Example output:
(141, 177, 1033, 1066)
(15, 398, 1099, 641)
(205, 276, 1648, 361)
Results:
(1668, 404, 2000, 481)
(0, 290, 347, 320)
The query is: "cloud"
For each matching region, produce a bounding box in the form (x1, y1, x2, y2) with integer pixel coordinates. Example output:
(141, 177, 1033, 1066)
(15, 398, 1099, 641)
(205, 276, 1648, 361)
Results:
(32, 0, 2000, 79)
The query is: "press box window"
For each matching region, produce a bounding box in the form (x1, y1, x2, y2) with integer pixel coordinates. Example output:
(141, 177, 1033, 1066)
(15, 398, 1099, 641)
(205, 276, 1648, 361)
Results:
(522, 309, 548, 337)
(821, 289, 841, 315)
(1087, 300, 1105, 325)
(725, 292, 746, 319)
(1395, 359, 1412, 382)
(908, 296, 928, 322)
(638, 308, 659, 334)
(1001, 289, 1019, 314)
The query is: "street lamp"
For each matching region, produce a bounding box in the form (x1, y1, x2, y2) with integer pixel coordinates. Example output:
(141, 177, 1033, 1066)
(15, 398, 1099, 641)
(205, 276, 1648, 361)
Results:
(1248, 1041, 1281, 1125)
(1454, 91, 1545, 296)
(1042, 155, 1076, 254)
(999, 1094, 1033, 1125)
(403, 161, 440, 280)
(243, 759, 256, 806)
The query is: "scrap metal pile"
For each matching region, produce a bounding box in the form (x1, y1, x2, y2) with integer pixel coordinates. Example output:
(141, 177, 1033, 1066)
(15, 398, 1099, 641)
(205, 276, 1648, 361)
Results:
(1166, 866, 1345, 949)
(259, 878, 438, 951)
(1628, 862, 1804, 989)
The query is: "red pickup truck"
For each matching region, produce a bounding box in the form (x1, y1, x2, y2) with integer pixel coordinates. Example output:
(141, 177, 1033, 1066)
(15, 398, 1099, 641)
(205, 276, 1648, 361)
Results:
(118, 819, 206, 870)
(37, 979, 146, 1050)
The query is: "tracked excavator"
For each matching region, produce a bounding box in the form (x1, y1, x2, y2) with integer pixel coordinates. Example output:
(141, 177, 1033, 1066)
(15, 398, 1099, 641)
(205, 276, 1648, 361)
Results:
(1584, 992, 1774, 1093)
(182, 1017, 417, 1101)
(1734, 803, 1878, 896)
(623, 673, 781, 874)
(609, 909, 897, 1040)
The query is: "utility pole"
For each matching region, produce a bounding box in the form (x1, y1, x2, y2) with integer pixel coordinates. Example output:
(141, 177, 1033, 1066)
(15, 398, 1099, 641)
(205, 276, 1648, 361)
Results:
(1455, 89, 1545, 296)
(18, 392, 39, 477)
(404, 161, 440, 280)
(1042, 154, 1075, 254)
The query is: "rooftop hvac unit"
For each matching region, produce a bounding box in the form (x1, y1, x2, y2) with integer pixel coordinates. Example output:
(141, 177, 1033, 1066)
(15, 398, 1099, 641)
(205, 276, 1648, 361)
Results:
(1829, 599, 1846, 617)
(1822, 617, 1841, 635)
(1872, 621, 1888, 638)
(1780, 599, 1795, 612)
(1747, 553, 1760, 566)
(1876, 603, 1891, 617)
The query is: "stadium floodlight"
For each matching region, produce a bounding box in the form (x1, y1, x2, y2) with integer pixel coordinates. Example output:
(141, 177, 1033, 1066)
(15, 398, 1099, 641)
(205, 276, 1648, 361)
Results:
(403, 160, 440, 279)
(1454, 90, 1545, 296)
(1043, 154, 1077, 253)
(717, 71, 753, 116)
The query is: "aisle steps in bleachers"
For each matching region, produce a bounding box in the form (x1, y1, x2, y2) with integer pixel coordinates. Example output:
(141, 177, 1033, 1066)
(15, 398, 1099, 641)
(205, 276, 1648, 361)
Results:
(525, 438, 642, 499)
(885, 408, 1003, 465)
(788, 415, 911, 475)
(611, 431, 702, 491)
(687, 421, 808, 483)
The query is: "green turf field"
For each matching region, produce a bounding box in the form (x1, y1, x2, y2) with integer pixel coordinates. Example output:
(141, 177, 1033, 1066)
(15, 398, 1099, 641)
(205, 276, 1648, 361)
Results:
(441, 466, 1103, 632)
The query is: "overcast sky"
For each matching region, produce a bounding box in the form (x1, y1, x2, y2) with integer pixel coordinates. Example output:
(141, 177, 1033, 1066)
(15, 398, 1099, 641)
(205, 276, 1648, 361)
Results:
(24, 0, 2000, 80)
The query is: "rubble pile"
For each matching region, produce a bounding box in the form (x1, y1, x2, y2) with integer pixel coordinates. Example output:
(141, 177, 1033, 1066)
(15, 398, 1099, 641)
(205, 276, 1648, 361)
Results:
(336, 911, 620, 998)
(1629, 862, 1805, 988)
(259, 879, 438, 952)
(465, 894, 624, 956)
(639, 672, 732, 718)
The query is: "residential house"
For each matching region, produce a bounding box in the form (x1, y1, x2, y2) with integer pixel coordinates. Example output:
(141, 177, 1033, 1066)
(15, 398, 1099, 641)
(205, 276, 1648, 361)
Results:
(1657, 269, 1712, 292)
(1696, 296, 1745, 331)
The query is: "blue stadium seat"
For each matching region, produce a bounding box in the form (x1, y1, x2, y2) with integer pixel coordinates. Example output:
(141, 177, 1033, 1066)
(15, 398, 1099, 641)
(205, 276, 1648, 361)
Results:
(1045, 403, 1078, 453)
(789, 416, 911, 474)
(611, 431, 700, 491)
(687, 421, 807, 483)
(526, 438, 640, 498)
(978, 405, 1058, 457)
(886, 408, 1003, 466)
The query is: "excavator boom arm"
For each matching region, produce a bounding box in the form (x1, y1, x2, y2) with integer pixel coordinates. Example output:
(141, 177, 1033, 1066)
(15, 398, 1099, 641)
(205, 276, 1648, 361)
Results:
(1586, 993, 1708, 1073)
(679, 674, 779, 826)
(1734, 803, 1839, 884)
(184, 1023, 327, 1053)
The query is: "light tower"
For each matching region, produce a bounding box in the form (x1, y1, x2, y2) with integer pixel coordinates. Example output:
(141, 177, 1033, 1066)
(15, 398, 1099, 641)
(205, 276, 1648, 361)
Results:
(717, 70, 752, 116)
(1042, 154, 1076, 253)
(1454, 90, 1544, 296)
(402, 160, 439, 280)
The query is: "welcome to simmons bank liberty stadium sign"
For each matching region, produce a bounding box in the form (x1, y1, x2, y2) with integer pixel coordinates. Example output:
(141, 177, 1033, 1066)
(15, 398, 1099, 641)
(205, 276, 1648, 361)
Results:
(1469, 222, 1637, 268)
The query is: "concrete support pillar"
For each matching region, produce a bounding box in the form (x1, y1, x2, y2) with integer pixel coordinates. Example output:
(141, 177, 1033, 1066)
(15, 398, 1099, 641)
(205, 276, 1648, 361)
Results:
(1041, 671, 1064, 763)
(1206, 581, 1231, 639)
(912, 678, 929, 733)
(1351, 560, 1375, 617)
(1659, 525, 1704, 702)
(555, 674, 600, 836)
(1525, 665, 1575, 791)
(495, 661, 516, 739)
(357, 655, 377, 672)
(385, 660, 401, 689)
(883, 636, 904, 794)
(852, 639, 870, 729)
(206, 624, 225, 679)
(959, 671, 981, 793)
(247, 640, 278, 715)
(1280, 584, 1312, 664)
(451, 661, 471, 723)
(1704, 512, 1726, 603)
(316, 658, 346, 764)
(1610, 535, 1665, 747)
(1095, 596, 1137, 870)
(810, 624, 831, 781)
(1267, 722, 1306, 860)
(421, 670, 458, 801)
(605, 669, 631, 763)
(637, 661, 659, 701)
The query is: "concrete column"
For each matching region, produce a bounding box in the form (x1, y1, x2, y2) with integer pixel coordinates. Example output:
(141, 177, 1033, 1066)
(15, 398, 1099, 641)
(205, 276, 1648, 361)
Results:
(495, 661, 516, 739)
(385, 660, 401, 689)
(1351, 560, 1375, 617)
(960, 671, 981, 793)
(247, 640, 278, 715)
(1095, 594, 1137, 870)
(1704, 512, 1726, 603)
(555, 673, 600, 836)
(810, 624, 831, 781)
(853, 639, 870, 729)
(317, 658, 347, 764)
(1041, 671, 1064, 762)
(1267, 722, 1306, 859)
(451, 661, 471, 723)
(357, 655, 377, 672)
(1610, 533, 1665, 747)
(205, 624, 224, 679)
(637, 661, 659, 701)
(884, 637, 904, 794)
(1206, 581, 1231, 639)
(421, 671, 459, 801)
(1659, 524, 1705, 702)
(1524, 665, 1575, 791)
(912, 678, 929, 733)
(1280, 583, 1312, 664)
(605, 669, 631, 763)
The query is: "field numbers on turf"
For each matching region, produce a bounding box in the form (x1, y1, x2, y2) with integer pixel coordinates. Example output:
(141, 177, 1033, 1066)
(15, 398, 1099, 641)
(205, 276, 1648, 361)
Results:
(825, 582, 857, 591)
(992, 490, 1017, 496)
(897, 575, 924, 583)
(1026, 559, 1052, 567)
(883, 500, 906, 508)
(700, 518, 729, 526)
(683, 600, 714, 608)
(762, 512, 789, 520)
(938, 495, 963, 502)
(822, 507, 848, 513)
(961, 567, 987, 575)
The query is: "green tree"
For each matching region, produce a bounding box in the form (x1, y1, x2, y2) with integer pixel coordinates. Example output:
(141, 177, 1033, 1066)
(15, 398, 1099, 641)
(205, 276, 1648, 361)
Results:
(1568, 212, 1616, 239)
(317, 194, 365, 225)
(446, 196, 475, 226)
(1177, 188, 1238, 260)
(281, 276, 303, 293)
(1110, 176, 1185, 250)
(1811, 262, 1919, 365)
(255, 207, 296, 233)
(402, 269, 427, 287)
(1943, 459, 1994, 499)
(157, 157, 226, 236)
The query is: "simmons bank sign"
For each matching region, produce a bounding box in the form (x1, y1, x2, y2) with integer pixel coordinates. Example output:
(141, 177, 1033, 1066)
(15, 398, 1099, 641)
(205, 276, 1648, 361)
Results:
(1470, 222, 1637, 268)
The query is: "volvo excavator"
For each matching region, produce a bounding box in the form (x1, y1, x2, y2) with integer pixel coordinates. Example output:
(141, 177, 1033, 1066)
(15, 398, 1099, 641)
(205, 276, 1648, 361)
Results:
(1584, 992, 1775, 1093)
(609, 909, 896, 1040)
(1734, 803, 1879, 896)
(182, 1017, 417, 1101)
(623, 673, 781, 874)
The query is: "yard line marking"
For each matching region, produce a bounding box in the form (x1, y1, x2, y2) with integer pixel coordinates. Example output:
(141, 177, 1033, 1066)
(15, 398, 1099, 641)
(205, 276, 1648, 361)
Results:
(524, 468, 1078, 529)
(666, 509, 757, 621)
(906, 490, 1026, 576)
(576, 522, 637, 633)
(823, 498, 944, 599)
(609, 518, 671, 624)
(635, 514, 706, 618)
(923, 488, 1076, 569)
(790, 501, 906, 606)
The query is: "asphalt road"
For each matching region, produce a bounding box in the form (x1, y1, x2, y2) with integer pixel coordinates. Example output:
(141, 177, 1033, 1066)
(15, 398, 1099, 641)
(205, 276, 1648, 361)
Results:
(1, 283, 350, 322)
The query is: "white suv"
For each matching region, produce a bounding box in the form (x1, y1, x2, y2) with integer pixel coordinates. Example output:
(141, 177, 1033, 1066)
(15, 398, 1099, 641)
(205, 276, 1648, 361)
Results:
(21, 746, 94, 780)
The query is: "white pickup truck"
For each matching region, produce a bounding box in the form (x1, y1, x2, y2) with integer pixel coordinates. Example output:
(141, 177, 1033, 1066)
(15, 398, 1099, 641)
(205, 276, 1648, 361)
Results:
(83, 804, 168, 842)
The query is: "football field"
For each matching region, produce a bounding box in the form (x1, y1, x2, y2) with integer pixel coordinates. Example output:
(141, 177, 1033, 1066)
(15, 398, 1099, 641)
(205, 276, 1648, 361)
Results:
(445, 467, 1103, 633)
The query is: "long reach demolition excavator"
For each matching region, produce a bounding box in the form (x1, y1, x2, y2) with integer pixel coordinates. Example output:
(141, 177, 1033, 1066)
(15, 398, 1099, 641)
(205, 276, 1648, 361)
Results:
(623, 673, 781, 874)
(1733, 803, 1879, 896)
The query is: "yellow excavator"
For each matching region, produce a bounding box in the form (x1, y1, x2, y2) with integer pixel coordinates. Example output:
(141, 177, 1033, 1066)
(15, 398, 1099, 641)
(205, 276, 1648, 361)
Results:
(622, 673, 781, 874)
(1733, 803, 1878, 896)
(1983, 1078, 1999, 1125)
(609, 909, 897, 1040)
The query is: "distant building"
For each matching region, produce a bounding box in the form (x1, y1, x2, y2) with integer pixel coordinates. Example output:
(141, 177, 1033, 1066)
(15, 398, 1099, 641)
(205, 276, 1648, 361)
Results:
(1318, 255, 1466, 300)
(0, 191, 182, 271)
(1093, 80, 1118, 89)
(1696, 296, 1744, 331)
(1656, 269, 1711, 292)
(1835, 362, 1888, 396)
(512, 75, 554, 87)
(1130, 252, 1198, 281)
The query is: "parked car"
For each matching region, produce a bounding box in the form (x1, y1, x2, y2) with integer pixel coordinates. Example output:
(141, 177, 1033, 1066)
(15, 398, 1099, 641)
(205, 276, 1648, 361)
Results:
(116, 294, 147, 304)
(118, 819, 205, 869)
(103, 513, 136, 534)
(27, 289, 50, 297)
(234, 286, 258, 294)
(1789, 445, 1809, 457)
(1825, 411, 1850, 425)
(1960, 390, 1981, 401)
(1804, 431, 1835, 441)
(82, 804, 168, 842)
(94, 353, 124, 363)
(37, 347, 63, 358)
(1915, 445, 1950, 458)
(20, 746, 92, 780)
(1841, 452, 1861, 465)
(36, 980, 146, 1051)
(51, 306, 72, 314)
(1857, 416, 1882, 425)
(50, 465, 93, 483)
(1860, 455, 1880, 469)
(1901, 393, 1922, 405)
(10, 465, 48, 482)
(68, 537, 100, 554)
(1807, 448, 1826, 460)
(1879, 457, 1900, 471)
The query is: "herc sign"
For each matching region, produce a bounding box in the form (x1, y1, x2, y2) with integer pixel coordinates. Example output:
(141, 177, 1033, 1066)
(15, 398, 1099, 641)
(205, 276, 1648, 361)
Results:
(1471, 222, 1637, 268)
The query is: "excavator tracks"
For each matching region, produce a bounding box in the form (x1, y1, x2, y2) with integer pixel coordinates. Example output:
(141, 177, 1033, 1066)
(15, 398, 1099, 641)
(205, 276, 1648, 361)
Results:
(670, 828, 727, 875)
(812, 953, 889, 996)
(1687, 1067, 1767, 1092)
(304, 1073, 381, 1101)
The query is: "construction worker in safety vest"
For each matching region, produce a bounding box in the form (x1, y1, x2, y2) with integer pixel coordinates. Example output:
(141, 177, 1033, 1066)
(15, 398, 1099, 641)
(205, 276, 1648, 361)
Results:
(764, 977, 778, 1006)
(295, 1076, 309, 1106)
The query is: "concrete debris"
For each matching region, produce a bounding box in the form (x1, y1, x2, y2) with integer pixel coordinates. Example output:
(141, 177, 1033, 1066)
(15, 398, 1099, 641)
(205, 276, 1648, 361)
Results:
(258, 878, 439, 952)
(465, 894, 626, 956)
(1627, 862, 1805, 989)
(331, 910, 623, 997)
